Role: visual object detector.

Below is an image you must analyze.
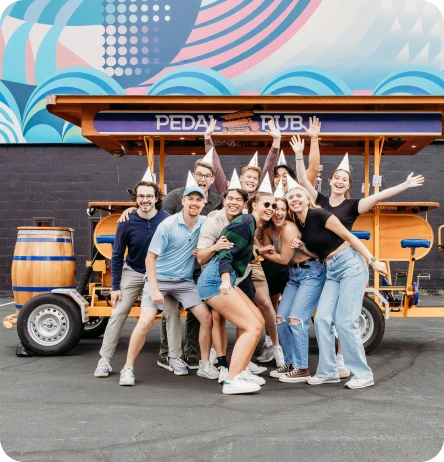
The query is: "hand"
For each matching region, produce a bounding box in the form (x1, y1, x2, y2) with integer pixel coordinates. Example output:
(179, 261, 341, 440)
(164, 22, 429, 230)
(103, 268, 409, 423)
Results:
(265, 119, 281, 140)
(118, 207, 136, 223)
(207, 210, 217, 218)
(205, 118, 218, 138)
(151, 289, 164, 305)
(111, 290, 122, 307)
(192, 249, 198, 257)
(404, 172, 424, 188)
(371, 260, 387, 277)
(212, 237, 234, 252)
(259, 245, 275, 254)
(302, 116, 321, 139)
(290, 237, 304, 249)
(219, 279, 232, 295)
(290, 135, 305, 155)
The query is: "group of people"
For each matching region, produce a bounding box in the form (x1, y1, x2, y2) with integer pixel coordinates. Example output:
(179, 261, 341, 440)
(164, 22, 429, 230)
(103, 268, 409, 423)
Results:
(94, 117, 424, 395)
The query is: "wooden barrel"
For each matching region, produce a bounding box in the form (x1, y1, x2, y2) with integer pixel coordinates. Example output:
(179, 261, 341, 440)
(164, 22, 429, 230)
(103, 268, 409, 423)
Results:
(11, 227, 76, 312)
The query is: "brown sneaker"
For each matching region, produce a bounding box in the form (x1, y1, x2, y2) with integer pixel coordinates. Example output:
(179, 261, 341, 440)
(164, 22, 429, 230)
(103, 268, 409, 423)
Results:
(279, 368, 311, 383)
(270, 364, 294, 378)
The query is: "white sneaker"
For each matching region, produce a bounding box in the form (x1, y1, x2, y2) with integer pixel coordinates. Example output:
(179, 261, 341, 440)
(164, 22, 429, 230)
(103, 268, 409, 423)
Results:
(94, 357, 112, 377)
(307, 374, 340, 386)
(345, 375, 374, 389)
(241, 369, 266, 386)
(248, 361, 267, 375)
(209, 348, 217, 365)
(256, 343, 274, 363)
(197, 360, 220, 380)
(270, 364, 293, 378)
(218, 366, 229, 384)
(338, 365, 351, 379)
(119, 367, 135, 386)
(273, 345, 285, 368)
(222, 374, 261, 395)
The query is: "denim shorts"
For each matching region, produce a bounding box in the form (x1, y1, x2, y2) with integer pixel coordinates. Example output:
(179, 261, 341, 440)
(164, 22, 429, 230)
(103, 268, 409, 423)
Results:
(197, 257, 237, 302)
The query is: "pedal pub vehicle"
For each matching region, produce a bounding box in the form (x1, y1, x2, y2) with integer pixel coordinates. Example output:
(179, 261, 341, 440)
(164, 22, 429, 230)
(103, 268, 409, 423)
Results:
(4, 95, 444, 356)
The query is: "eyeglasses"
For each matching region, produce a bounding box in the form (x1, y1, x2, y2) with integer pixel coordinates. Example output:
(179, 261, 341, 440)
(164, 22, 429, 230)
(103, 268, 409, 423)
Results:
(137, 194, 155, 200)
(263, 202, 277, 209)
(194, 173, 213, 180)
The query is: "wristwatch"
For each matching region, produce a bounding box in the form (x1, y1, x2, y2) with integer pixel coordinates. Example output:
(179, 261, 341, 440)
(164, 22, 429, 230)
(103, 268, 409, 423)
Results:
(368, 256, 377, 265)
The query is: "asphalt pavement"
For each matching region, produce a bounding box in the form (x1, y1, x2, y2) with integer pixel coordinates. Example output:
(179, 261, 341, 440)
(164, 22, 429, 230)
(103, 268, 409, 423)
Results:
(0, 297, 443, 462)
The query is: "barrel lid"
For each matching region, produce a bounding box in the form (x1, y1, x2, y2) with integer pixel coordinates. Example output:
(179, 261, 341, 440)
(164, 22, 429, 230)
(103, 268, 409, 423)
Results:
(17, 227, 74, 231)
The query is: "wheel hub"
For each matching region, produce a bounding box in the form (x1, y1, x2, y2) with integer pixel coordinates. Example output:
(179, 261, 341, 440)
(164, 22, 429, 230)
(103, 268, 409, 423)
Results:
(359, 307, 375, 344)
(28, 304, 70, 346)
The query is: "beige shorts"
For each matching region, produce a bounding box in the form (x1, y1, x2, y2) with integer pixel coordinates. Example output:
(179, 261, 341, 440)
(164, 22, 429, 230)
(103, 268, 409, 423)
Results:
(250, 259, 268, 289)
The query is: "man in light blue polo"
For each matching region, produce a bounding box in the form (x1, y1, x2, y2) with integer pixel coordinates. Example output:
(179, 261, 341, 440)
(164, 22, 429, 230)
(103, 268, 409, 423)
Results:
(119, 173, 219, 386)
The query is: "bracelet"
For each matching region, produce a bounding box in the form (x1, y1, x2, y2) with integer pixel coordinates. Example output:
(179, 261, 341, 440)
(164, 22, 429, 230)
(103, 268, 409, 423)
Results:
(311, 139, 319, 143)
(368, 256, 377, 265)
(296, 157, 304, 160)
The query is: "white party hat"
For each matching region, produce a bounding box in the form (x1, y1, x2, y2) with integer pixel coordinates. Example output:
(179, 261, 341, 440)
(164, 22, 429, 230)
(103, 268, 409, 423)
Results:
(185, 170, 198, 188)
(257, 172, 273, 194)
(248, 151, 259, 168)
(276, 150, 287, 166)
(285, 175, 300, 192)
(142, 165, 154, 183)
(274, 179, 285, 198)
(227, 169, 242, 190)
(201, 146, 214, 166)
(336, 153, 350, 172)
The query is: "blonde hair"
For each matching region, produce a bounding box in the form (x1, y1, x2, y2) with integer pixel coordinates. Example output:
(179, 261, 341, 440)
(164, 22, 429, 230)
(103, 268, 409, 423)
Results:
(329, 169, 352, 199)
(194, 159, 215, 176)
(286, 186, 319, 223)
(241, 165, 261, 177)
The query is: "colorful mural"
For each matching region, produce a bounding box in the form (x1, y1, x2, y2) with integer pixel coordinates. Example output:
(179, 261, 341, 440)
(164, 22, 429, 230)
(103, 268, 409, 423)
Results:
(0, 0, 444, 143)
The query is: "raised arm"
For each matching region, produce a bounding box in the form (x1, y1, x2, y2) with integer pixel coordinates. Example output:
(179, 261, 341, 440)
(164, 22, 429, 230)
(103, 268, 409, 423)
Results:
(204, 118, 228, 196)
(325, 215, 387, 276)
(261, 119, 281, 183)
(290, 134, 318, 200)
(357, 173, 424, 214)
(302, 116, 321, 186)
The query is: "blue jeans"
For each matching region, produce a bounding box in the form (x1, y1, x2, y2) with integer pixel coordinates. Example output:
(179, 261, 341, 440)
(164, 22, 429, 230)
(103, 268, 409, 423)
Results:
(276, 260, 326, 369)
(314, 246, 372, 379)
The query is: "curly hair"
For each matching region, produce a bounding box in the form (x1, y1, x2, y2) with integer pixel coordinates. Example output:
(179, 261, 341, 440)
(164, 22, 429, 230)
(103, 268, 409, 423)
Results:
(132, 181, 163, 210)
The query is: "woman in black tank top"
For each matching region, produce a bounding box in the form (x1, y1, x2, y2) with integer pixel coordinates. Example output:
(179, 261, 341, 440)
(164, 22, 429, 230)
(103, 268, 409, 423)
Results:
(292, 133, 424, 379)
(285, 181, 387, 390)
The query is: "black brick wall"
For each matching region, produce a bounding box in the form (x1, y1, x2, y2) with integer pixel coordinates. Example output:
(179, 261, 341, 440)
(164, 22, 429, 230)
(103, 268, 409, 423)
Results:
(1, 143, 444, 296)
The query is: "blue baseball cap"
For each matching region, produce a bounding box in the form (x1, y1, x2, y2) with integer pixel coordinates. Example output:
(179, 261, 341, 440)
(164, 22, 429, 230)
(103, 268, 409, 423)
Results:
(183, 186, 205, 198)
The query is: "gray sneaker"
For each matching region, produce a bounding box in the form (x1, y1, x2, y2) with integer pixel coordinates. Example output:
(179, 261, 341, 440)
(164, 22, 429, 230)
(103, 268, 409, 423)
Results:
(94, 357, 112, 378)
(197, 360, 219, 380)
(169, 357, 188, 376)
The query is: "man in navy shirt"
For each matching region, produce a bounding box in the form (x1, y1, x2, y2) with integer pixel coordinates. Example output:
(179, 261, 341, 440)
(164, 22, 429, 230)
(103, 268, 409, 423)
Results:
(94, 179, 172, 378)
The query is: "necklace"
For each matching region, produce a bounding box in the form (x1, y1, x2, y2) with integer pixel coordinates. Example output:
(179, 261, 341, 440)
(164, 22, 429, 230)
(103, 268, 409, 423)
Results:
(297, 217, 306, 228)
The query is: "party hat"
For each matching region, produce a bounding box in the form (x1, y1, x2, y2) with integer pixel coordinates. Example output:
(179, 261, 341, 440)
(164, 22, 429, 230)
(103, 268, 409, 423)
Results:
(276, 150, 287, 166)
(257, 172, 273, 194)
(227, 169, 242, 190)
(142, 165, 154, 183)
(274, 179, 285, 198)
(336, 153, 350, 172)
(201, 146, 214, 166)
(248, 151, 259, 168)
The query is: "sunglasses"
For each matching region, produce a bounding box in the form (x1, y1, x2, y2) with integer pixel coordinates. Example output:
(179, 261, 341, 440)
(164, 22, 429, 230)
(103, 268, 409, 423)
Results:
(263, 202, 277, 209)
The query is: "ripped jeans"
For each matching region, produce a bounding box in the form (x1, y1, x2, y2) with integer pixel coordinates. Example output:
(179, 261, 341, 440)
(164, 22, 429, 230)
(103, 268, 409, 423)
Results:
(276, 261, 326, 369)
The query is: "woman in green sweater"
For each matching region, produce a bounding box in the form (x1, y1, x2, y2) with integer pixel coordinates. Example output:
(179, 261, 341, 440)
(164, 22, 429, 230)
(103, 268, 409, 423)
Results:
(197, 191, 275, 395)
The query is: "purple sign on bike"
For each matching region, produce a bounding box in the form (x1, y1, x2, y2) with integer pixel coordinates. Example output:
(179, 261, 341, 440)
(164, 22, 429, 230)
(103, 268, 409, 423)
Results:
(93, 111, 442, 136)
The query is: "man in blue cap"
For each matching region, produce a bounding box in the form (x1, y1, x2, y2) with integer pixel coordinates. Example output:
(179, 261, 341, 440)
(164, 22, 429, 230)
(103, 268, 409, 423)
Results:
(119, 174, 219, 386)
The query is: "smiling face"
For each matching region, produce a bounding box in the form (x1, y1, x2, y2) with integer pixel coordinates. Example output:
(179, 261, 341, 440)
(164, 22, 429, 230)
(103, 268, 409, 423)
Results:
(272, 199, 287, 227)
(135, 185, 157, 214)
(286, 188, 310, 214)
(329, 169, 351, 197)
(182, 192, 205, 217)
(240, 168, 260, 193)
(224, 190, 245, 220)
(274, 167, 289, 191)
(252, 194, 275, 222)
(193, 164, 214, 193)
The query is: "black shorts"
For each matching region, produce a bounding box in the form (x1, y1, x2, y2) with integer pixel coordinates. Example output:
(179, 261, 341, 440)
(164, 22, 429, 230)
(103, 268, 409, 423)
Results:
(261, 259, 289, 297)
(237, 271, 256, 303)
